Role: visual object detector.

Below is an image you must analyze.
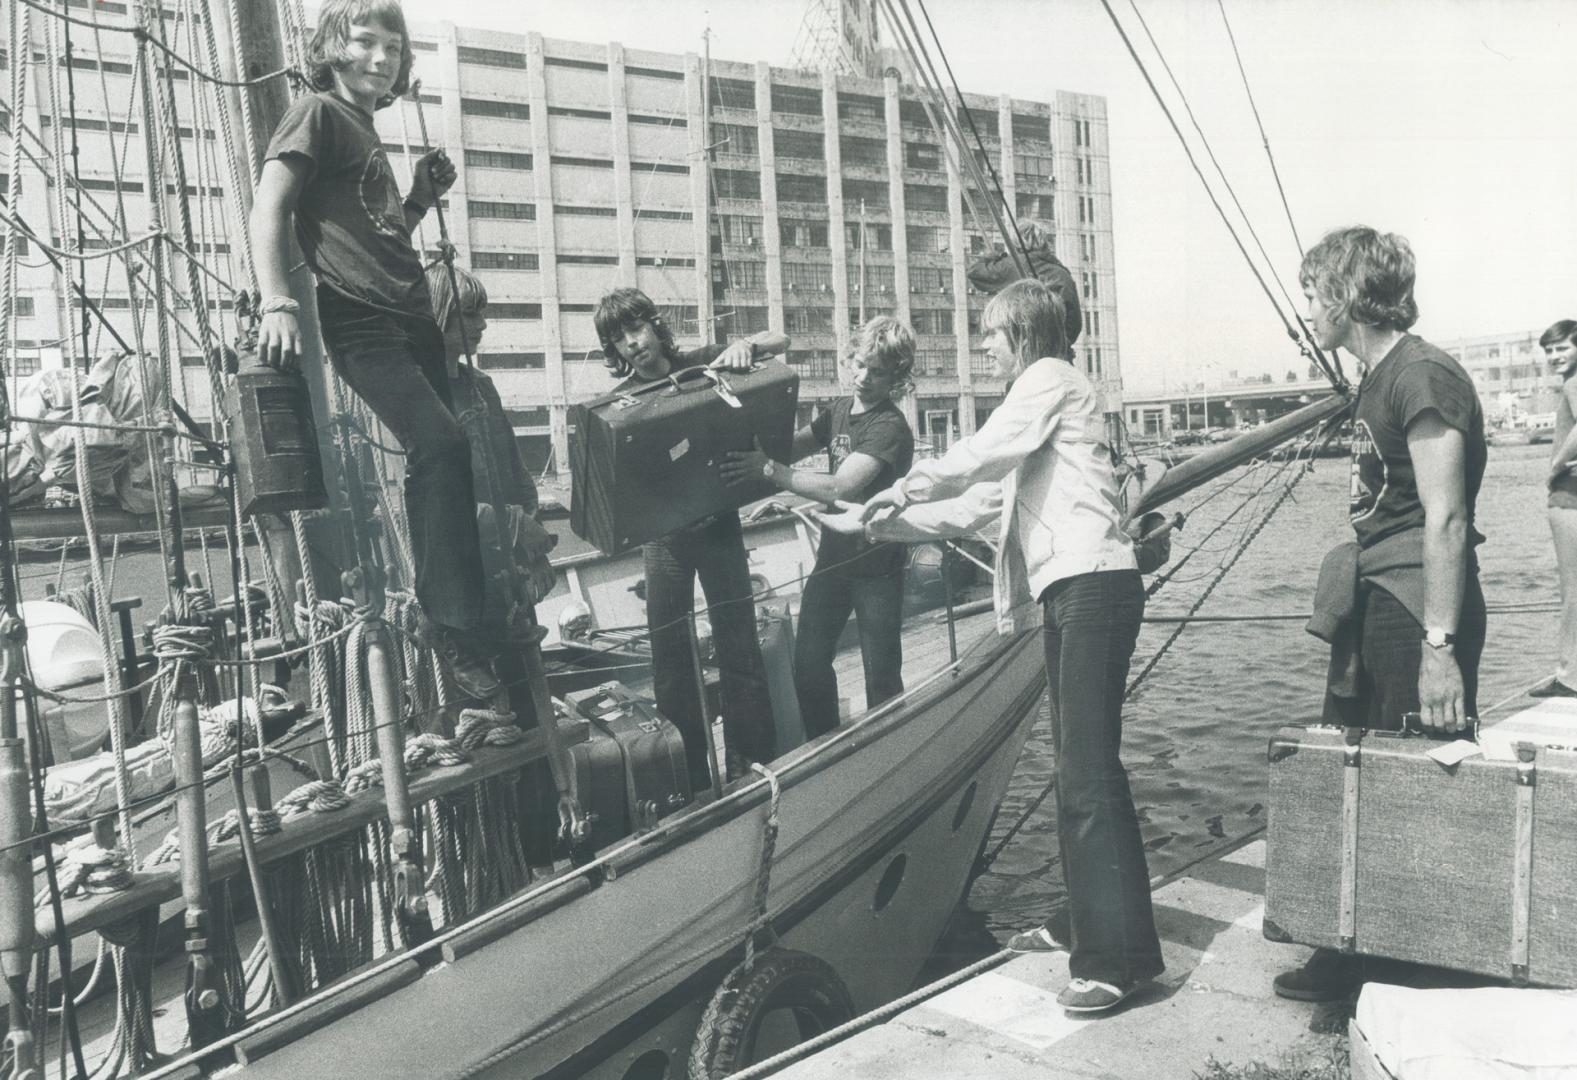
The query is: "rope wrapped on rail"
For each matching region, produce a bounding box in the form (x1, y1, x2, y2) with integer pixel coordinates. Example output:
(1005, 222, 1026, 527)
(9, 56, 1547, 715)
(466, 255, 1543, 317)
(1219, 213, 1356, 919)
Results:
(40, 842, 134, 903)
(742, 763, 783, 974)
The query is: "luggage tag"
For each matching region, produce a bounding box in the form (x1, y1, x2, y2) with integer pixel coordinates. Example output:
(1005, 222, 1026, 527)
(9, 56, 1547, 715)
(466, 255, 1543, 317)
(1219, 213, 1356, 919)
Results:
(1400, 711, 1482, 768)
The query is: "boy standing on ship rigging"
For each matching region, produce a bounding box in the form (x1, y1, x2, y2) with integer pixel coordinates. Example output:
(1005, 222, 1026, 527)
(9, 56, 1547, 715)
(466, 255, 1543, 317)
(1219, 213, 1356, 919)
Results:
(1278, 226, 1488, 1002)
(592, 288, 788, 789)
(250, 0, 501, 700)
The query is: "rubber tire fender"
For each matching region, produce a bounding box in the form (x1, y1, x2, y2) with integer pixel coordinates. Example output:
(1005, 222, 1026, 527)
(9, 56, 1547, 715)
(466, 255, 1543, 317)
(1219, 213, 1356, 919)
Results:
(688, 948, 855, 1080)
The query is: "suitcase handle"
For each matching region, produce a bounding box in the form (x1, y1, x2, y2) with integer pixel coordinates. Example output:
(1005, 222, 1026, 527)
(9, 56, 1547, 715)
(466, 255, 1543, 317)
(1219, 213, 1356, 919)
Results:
(663, 366, 722, 395)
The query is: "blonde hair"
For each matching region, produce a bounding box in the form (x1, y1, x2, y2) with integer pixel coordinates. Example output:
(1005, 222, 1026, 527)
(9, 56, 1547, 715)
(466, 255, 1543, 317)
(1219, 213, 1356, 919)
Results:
(852, 315, 915, 400)
(982, 278, 1069, 376)
(1299, 226, 1419, 332)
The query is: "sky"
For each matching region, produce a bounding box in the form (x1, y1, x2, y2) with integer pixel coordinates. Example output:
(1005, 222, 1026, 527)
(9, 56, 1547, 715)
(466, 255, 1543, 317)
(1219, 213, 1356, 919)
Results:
(398, 0, 1577, 393)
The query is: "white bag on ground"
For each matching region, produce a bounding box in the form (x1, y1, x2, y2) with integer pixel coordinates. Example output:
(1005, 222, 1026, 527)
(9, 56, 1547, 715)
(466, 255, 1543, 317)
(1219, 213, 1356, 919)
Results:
(1354, 984, 1577, 1079)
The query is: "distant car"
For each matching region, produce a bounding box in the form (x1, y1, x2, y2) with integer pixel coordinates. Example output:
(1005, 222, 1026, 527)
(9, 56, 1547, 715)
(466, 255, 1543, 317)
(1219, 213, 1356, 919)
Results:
(1208, 428, 1237, 443)
(1173, 430, 1208, 446)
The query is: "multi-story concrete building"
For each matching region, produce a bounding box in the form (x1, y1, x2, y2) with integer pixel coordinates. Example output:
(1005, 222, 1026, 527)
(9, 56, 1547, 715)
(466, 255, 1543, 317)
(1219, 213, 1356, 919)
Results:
(2, 13, 1122, 475)
(1438, 330, 1558, 422)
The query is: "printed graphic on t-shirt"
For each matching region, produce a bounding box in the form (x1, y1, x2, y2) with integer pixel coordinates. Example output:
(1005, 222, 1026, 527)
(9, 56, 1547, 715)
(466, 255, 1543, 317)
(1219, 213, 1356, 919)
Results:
(360, 150, 405, 236)
(1349, 417, 1387, 523)
(829, 433, 852, 471)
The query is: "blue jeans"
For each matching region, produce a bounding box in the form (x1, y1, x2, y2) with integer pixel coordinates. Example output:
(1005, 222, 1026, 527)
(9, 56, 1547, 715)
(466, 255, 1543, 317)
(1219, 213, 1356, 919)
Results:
(1042, 569, 1164, 985)
(317, 287, 485, 631)
(793, 566, 906, 738)
(644, 512, 775, 785)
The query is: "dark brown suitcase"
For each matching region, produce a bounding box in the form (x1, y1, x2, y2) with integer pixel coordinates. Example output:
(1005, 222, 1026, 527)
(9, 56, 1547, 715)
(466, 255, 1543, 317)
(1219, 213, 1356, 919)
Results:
(563, 712, 629, 852)
(1264, 724, 1577, 986)
(568, 359, 799, 554)
(566, 682, 692, 833)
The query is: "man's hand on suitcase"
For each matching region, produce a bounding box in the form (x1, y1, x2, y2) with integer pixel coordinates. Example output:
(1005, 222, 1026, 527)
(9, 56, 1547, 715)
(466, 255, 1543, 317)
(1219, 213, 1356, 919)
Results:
(1417, 647, 1468, 733)
(721, 437, 776, 488)
(710, 339, 757, 372)
(816, 500, 869, 536)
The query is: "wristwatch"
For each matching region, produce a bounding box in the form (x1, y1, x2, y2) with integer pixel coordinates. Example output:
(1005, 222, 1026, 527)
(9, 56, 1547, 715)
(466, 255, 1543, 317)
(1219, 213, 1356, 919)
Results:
(402, 196, 431, 216)
(1422, 628, 1456, 650)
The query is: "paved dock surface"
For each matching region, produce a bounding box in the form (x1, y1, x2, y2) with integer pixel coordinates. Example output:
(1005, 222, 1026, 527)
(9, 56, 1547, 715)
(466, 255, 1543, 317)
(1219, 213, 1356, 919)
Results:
(779, 840, 1350, 1080)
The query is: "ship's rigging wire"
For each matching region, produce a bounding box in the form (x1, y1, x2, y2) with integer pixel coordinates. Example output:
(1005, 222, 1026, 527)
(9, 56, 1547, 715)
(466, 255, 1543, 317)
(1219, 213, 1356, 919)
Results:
(1095, 0, 1344, 390)
(1216, 0, 1303, 257)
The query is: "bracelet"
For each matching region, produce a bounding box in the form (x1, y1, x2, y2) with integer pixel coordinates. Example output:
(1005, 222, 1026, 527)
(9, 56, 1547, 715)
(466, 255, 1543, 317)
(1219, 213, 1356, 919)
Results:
(762, 460, 780, 484)
(260, 295, 299, 316)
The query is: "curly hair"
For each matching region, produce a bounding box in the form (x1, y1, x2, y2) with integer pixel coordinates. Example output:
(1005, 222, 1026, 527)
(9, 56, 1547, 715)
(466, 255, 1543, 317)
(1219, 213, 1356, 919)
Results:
(306, 0, 414, 109)
(593, 288, 677, 378)
(850, 315, 915, 400)
(1299, 226, 1419, 332)
(982, 278, 1070, 378)
(1540, 319, 1577, 349)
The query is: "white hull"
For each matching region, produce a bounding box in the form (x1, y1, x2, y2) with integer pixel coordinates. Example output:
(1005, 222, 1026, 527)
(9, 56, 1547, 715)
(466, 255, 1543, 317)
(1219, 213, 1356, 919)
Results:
(194, 626, 1044, 1079)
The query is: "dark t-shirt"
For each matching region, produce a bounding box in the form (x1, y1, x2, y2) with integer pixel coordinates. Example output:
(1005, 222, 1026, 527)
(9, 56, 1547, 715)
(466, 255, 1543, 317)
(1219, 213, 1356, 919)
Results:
(810, 397, 914, 577)
(265, 91, 431, 314)
(1349, 334, 1486, 549)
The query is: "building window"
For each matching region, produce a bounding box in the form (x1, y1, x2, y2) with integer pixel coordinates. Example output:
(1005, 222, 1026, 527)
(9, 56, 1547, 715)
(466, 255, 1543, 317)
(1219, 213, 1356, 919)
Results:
(0, 234, 28, 257)
(635, 256, 695, 268)
(1014, 152, 1054, 182)
(479, 352, 545, 370)
(839, 135, 887, 167)
(1086, 309, 1101, 336)
(1016, 193, 1053, 221)
(904, 183, 946, 213)
(629, 113, 688, 128)
(461, 97, 530, 121)
(899, 99, 934, 131)
(558, 254, 619, 266)
(1012, 112, 1051, 144)
(9, 354, 40, 376)
(718, 215, 763, 244)
(844, 222, 892, 251)
(635, 160, 690, 175)
(548, 106, 611, 121)
(713, 169, 762, 200)
(774, 128, 825, 161)
(906, 225, 950, 256)
(556, 205, 617, 217)
(1079, 233, 1094, 262)
(783, 262, 833, 291)
(545, 56, 608, 72)
(841, 178, 888, 213)
(776, 172, 828, 205)
(626, 64, 682, 80)
(1074, 118, 1092, 147)
(718, 261, 766, 289)
(914, 350, 951, 376)
(410, 40, 438, 52)
(848, 264, 895, 295)
(458, 45, 527, 69)
(469, 200, 536, 220)
(551, 155, 614, 169)
(837, 93, 884, 124)
(472, 251, 539, 271)
(506, 407, 552, 427)
(714, 122, 758, 155)
(488, 303, 543, 319)
(1078, 195, 1095, 225)
(771, 84, 822, 116)
(709, 77, 756, 112)
(911, 309, 954, 335)
(780, 220, 829, 249)
(639, 208, 692, 221)
(723, 306, 770, 334)
(468, 149, 533, 171)
(784, 307, 833, 334)
(955, 106, 998, 138)
(909, 265, 951, 293)
(11, 296, 35, 317)
(905, 142, 942, 171)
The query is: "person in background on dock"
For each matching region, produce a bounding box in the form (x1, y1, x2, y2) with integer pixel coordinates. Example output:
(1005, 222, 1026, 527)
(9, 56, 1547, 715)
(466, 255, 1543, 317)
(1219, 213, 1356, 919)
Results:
(593, 287, 788, 789)
(719, 316, 916, 737)
(1531, 319, 1577, 699)
(819, 279, 1163, 1015)
(250, 0, 502, 700)
(426, 262, 557, 624)
(967, 218, 1082, 350)
(1276, 225, 1487, 1002)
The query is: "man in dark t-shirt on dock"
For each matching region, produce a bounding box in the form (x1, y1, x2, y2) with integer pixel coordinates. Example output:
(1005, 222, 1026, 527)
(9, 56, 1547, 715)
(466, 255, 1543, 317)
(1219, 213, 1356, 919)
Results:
(723, 316, 916, 737)
(1277, 225, 1488, 1003)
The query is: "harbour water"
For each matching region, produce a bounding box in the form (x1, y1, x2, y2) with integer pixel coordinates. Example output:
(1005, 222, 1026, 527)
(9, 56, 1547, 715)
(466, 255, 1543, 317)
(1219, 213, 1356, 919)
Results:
(14, 442, 1559, 971)
(963, 440, 1559, 949)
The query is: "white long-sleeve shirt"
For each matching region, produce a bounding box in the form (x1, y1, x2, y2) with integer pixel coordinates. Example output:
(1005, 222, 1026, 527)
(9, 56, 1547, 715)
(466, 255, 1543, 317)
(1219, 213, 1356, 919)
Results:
(869, 356, 1135, 634)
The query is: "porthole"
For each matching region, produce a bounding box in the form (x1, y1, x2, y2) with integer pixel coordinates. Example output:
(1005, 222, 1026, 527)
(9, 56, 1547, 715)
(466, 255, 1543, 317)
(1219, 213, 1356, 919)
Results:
(873, 853, 907, 912)
(952, 781, 978, 832)
(622, 1048, 669, 1080)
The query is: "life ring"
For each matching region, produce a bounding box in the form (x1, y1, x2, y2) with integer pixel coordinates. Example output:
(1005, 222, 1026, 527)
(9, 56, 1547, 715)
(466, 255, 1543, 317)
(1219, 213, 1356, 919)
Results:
(688, 948, 855, 1079)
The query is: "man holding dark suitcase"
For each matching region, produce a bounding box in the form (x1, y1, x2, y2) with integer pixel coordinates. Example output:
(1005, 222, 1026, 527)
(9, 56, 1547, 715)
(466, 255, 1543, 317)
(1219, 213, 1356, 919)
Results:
(1275, 226, 1488, 1002)
(593, 288, 790, 789)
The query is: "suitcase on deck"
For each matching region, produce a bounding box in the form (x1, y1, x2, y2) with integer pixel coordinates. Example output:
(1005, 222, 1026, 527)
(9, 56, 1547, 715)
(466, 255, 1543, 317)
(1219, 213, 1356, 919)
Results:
(569, 360, 799, 554)
(566, 682, 692, 836)
(1263, 722, 1577, 987)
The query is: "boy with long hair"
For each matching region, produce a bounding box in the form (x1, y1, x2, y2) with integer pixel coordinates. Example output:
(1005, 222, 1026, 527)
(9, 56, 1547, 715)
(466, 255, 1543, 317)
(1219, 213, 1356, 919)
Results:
(250, 0, 500, 698)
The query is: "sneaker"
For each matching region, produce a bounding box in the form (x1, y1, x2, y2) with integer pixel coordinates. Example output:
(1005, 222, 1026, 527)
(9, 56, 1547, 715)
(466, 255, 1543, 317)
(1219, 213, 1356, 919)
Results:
(1008, 914, 1071, 953)
(1528, 677, 1577, 699)
(1057, 978, 1137, 1014)
(1272, 948, 1361, 1002)
(433, 627, 502, 700)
